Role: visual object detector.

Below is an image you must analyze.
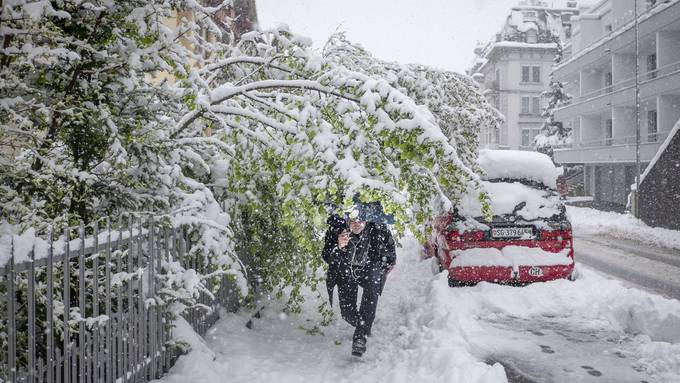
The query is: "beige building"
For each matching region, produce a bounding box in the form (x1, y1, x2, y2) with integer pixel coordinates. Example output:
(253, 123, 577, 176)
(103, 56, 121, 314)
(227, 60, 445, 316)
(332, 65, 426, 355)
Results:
(469, 0, 582, 150)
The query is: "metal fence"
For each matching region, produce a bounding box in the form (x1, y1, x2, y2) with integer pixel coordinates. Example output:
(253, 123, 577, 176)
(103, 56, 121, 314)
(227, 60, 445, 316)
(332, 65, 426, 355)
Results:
(0, 218, 239, 383)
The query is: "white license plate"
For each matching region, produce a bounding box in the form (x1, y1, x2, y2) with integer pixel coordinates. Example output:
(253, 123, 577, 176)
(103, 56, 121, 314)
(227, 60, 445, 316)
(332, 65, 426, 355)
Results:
(491, 227, 534, 239)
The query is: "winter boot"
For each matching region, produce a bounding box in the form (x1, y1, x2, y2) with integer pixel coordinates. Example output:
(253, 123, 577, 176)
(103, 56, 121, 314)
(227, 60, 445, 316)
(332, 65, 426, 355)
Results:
(351, 337, 367, 357)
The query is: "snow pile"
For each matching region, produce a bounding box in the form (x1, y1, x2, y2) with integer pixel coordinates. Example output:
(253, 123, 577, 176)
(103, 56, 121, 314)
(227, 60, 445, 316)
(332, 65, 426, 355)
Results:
(460, 181, 562, 220)
(567, 206, 680, 250)
(451, 246, 572, 268)
(637, 341, 680, 381)
(439, 267, 680, 345)
(478, 149, 562, 189)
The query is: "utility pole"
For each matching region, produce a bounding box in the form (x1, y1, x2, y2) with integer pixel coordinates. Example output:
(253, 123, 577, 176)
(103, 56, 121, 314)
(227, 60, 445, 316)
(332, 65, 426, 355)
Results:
(634, 0, 641, 217)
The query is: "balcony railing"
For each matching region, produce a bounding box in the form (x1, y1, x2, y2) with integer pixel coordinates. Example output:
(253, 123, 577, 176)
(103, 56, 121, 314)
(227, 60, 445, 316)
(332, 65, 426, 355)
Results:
(561, 1, 674, 62)
(573, 130, 671, 148)
(560, 60, 680, 107)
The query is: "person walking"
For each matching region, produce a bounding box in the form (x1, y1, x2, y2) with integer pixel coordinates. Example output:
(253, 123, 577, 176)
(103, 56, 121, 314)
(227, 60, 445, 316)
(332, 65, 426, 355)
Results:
(322, 201, 396, 357)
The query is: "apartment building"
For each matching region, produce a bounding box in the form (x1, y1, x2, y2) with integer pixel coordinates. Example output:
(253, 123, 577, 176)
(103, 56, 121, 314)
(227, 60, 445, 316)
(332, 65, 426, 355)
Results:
(468, 0, 581, 150)
(552, 0, 680, 208)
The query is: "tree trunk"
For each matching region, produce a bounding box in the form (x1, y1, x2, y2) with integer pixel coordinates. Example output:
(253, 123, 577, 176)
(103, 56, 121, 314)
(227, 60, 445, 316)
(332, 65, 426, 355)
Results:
(232, 0, 259, 41)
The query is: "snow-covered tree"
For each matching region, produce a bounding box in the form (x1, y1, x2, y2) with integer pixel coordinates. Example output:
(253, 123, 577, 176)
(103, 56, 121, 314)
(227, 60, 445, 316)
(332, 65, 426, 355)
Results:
(534, 39, 571, 158)
(0, 0, 499, 317)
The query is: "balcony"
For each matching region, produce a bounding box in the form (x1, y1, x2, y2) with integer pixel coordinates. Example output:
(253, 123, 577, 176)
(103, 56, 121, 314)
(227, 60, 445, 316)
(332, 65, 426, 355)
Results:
(555, 60, 680, 119)
(555, 0, 680, 78)
(554, 130, 671, 164)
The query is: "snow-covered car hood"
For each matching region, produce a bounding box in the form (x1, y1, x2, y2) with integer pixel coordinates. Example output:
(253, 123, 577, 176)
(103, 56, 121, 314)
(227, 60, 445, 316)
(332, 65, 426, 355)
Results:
(459, 180, 563, 221)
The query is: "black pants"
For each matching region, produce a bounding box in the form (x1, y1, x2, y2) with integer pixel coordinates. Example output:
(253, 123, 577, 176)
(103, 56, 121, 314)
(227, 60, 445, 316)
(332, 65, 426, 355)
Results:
(337, 265, 383, 341)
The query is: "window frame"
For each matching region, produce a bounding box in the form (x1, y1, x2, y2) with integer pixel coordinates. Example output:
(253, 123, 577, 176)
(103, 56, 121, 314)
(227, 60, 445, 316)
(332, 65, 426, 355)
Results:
(647, 110, 658, 142)
(605, 119, 613, 146)
(521, 96, 531, 115)
(521, 65, 542, 83)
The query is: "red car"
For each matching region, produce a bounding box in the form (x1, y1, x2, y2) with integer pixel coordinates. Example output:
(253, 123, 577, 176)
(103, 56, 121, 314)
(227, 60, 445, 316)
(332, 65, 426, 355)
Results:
(424, 150, 575, 287)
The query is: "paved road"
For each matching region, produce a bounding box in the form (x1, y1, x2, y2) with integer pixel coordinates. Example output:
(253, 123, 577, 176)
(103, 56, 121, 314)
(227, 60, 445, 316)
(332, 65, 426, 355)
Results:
(574, 233, 680, 301)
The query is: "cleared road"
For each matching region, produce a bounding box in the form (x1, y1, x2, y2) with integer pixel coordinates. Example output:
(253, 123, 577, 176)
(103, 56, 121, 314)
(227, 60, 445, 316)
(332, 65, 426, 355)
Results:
(573, 234, 680, 301)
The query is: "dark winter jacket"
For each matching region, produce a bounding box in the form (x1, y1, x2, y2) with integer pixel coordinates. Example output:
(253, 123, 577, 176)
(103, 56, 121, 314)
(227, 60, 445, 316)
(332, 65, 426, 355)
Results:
(322, 215, 396, 306)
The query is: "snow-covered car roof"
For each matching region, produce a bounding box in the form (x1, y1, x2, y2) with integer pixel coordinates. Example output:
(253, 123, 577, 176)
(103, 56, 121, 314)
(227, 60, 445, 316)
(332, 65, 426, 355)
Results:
(478, 149, 563, 189)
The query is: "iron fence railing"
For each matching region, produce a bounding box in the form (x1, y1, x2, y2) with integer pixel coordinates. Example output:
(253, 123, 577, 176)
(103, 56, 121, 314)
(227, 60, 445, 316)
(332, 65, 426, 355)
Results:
(0, 217, 238, 383)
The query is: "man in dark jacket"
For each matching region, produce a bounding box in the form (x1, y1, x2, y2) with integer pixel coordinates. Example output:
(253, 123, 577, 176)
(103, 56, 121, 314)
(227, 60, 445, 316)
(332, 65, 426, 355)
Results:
(322, 208, 396, 357)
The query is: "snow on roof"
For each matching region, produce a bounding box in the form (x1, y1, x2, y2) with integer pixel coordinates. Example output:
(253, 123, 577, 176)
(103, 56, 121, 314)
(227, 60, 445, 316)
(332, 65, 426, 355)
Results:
(492, 41, 557, 49)
(478, 149, 563, 188)
(639, 120, 680, 186)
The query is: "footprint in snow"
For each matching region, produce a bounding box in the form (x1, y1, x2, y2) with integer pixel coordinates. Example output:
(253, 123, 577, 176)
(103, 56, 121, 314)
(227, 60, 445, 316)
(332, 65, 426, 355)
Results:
(581, 365, 603, 377)
(539, 345, 555, 354)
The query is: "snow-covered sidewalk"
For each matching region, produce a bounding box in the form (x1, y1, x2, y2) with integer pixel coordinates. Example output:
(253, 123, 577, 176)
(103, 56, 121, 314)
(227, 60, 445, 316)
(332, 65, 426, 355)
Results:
(567, 206, 680, 251)
(155, 234, 680, 383)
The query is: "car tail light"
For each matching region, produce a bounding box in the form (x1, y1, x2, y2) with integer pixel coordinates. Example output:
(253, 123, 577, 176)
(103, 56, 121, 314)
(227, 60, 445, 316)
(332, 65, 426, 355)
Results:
(462, 231, 485, 241)
(446, 230, 461, 242)
(540, 229, 572, 241)
(446, 230, 485, 249)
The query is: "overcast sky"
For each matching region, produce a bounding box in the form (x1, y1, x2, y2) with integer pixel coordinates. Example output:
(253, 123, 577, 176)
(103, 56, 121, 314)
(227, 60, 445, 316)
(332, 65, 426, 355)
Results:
(257, 0, 546, 74)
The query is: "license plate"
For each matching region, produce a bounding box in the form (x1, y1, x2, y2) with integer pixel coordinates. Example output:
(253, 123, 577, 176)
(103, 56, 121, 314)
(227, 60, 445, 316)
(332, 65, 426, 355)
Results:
(529, 267, 544, 277)
(491, 227, 534, 239)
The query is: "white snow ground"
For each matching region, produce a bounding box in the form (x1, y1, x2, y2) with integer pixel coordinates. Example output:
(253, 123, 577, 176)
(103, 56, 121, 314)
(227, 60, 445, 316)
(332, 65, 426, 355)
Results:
(155, 234, 680, 383)
(567, 206, 680, 250)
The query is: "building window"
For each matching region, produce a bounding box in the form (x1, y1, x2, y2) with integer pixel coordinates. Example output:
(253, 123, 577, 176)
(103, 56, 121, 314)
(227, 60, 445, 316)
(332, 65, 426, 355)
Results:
(648, 110, 658, 142)
(522, 129, 532, 147)
(605, 119, 613, 145)
(605, 72, 613, 91)
(532, 66, 541, 83)
(521, 65, 541, 83)
(521, 128, 540, 147)
(521, 97, 530, 114)
(647, 54, 657, 80)
(564, 24, 572, 39)
(532, 97, 541, 116)
(522, 11, 537, 22)
(527, 30, 537, 43)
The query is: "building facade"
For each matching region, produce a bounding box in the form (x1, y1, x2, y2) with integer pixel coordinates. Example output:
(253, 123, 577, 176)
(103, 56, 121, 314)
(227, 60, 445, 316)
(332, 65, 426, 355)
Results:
(468, 0, 581, 150)
(552, 0, 680, 208)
